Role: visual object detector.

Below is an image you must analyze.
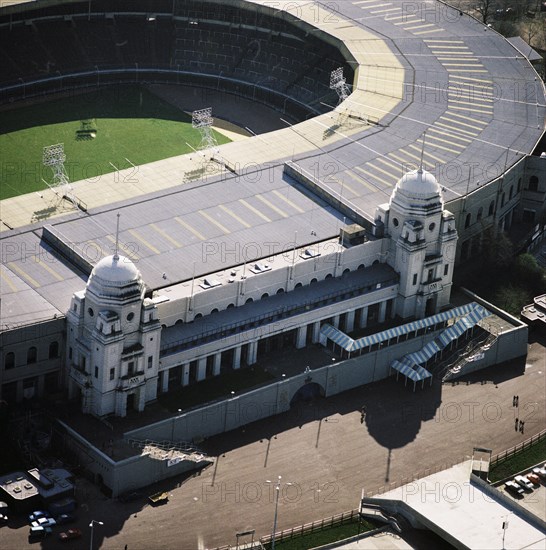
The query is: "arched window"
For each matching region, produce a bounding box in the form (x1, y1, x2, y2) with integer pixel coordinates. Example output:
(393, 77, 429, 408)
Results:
(477, 207, 483, 222)
(211, 308, 219, 314)
(48, 341, 59, 359)
(27, 346, 37, 364)
(310, 278, 318, 285)
(194, 313, 203, 319)
(295, 283, 302, 289)
(342, 268, 350, 276)
(488, 201, 495, 216)
(465, 213, 471, 229)
(325, 273, 333, 279)
(261, 293, 269, 300)
(245, 297, 254, 304)
(529, 175, 538, 192)
(227, 303, 235, 308)
(276, 288, 284, 294)
(5, 352, 15, 369)
(357, 264, 365, 270)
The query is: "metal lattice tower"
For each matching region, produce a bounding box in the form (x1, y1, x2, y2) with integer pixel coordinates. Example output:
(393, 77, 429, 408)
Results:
(42, 143, 70, 193)
(330, 68, 351, 104)
(192, 107, 217, 153)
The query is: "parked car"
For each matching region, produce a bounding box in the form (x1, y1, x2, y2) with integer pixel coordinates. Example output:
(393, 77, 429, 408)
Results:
(28, 510, 48, 523)
(505, 480, 524, 497)
(56, 513, 76, 525)
(527, 473, 541, 486)
(514, 475, 534, 491)
(59, 528, 82, 542)
(29, 525, 53, 540)
(0, 512, 7, 524)
(31, 517, 56, 529)
(532, 467, 546, 480)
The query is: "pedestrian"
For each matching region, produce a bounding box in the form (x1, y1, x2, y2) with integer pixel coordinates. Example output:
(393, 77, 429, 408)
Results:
(519, 420, 523, 432)
(515, 395, 519, 407)
(514, 418, 519, 431)
(521, 421, 525, 434)
(125, 545, 128, 550)
(512, 395, 516, 407)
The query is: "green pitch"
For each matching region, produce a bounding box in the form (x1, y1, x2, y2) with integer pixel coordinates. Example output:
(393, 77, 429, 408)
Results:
(0, 86, 231, 201)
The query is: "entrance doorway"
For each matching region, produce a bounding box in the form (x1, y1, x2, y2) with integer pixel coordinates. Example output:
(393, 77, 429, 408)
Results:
(127, 393, 136, 411)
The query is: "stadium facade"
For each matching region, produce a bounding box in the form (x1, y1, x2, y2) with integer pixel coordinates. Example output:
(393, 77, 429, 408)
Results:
(1, 0, 545, 415)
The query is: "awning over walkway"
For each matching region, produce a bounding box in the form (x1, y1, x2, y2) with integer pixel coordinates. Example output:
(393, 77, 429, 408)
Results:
(320, 302, 486, 353)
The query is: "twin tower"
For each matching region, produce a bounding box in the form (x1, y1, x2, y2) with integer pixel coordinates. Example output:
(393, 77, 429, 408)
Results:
(66, 168, 457, 417)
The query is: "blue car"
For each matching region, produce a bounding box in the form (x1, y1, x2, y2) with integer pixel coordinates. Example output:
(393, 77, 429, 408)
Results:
(28, 510, 48, 524)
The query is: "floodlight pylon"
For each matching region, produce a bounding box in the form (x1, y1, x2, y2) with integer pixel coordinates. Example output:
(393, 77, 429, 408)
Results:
(192, 107, 218, 154)
(330, 68, 351, 104)
(42, 143, 78, 208)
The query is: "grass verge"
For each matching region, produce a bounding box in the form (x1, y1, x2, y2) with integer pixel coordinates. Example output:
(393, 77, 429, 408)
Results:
(489, 437, 546, 482)
(263, 517, 378, 550)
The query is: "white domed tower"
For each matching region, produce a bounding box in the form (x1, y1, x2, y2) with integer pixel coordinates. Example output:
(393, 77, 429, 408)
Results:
(375, 168, 457, 319)
(66, 250, 161, 418)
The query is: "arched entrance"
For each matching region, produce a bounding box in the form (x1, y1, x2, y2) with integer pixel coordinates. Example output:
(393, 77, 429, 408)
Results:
(290, 382, 325, 407)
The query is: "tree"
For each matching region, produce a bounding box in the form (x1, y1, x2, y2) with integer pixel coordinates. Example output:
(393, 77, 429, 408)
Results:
(480, 227, 514, 270)
(476, 0, 494, 24)
(513, 253, 545, 292)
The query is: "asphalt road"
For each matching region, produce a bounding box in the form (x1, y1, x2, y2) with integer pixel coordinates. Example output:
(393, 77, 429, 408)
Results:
(2, 332, 545, 550)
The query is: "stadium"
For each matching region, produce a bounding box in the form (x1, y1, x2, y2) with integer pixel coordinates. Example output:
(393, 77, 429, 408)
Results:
(0, 0, 545, 495)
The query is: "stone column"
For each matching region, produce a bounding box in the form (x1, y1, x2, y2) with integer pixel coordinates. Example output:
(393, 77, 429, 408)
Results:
(359, 306, 368, 329)
(233, 346, 241, 370)
(296, 325, 307, 349)
(161, 369, 169, 393)
(345, 310, 355, 333)
(197, 358, 207, 381)
(182, 363, 190, 387)
(332, 315, 340, 329)
(213, 352, 222, 376)
(311, 321, 321, 343)
(137, 387, 146, 412)
(378, 301, 387, 324)
(247, 341, 258, 365)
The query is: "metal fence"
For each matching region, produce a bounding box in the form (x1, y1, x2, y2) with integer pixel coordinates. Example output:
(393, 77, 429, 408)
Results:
(490, 429, 546, 467)
(261, 509, 360, 545)
(210, 509, 361, 550)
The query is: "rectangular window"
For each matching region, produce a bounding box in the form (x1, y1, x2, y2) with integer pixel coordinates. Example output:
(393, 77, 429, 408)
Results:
(82, 357, 86, 370)
(428, 268, 434, 282)
(128, 361, 135, 375)
(412, 274, 418, 286)
(94, 366, 98, 378)
(147, 356, 153, 369)
(109, 368, 115, 381)
(69, 347, 73, 360)
(444, 264, 449, 276)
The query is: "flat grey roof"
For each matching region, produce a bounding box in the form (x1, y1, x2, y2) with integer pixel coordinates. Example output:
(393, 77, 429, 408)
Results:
(1, 0, 545, 328)
(373, 461, 546, 550)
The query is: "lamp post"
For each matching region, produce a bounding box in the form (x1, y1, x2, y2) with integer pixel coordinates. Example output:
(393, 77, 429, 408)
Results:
(171, 408, 182, 442)
(89, 520, 103, 550)
(265, 476, 292, 550)
(224, 391, 235, 432)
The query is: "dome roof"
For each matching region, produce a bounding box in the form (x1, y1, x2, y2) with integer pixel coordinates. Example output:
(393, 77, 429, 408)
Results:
(396, 168, 441, 197)
(91, 254, 140, 284)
